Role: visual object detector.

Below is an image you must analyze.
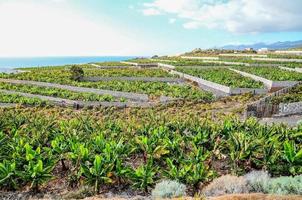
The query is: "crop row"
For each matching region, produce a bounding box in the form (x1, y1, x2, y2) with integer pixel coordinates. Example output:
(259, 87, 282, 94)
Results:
(0, 107, 301, 193)
(127, 58, 159, 64)
(0, 82, 117, 102)
(268, 54, 302, 59)
(0, 69, 213, 100)
(84, 68, 175, 78)
(91, 61, 132, 66)
(0, 92, 46, 105)
(175, 67, 264, 88)
(234, 66, 302, 81)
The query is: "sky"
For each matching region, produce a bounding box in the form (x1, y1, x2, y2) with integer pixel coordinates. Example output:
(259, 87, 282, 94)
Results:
(0, 0, 301, 57)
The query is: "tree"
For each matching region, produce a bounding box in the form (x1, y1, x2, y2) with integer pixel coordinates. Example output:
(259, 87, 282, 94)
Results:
(70, 65, 84, 81)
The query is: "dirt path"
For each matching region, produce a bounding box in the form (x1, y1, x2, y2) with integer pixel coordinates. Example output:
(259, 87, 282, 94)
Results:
(0, 78, 149, 102)
(259, 115, 302, 127)
(0, 102, 17, 108)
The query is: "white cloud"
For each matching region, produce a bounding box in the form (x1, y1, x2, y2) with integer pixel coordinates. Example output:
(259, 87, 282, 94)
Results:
(169, 18, 176, 24)
(0, 1, 150, 57)
(142, 0, 302, 33)
(142, 8, 162, 16)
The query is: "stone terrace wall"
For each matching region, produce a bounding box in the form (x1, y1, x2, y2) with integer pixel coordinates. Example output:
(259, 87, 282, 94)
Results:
(252, 57, 302, 63)
(279, 102, 302, 116)
(245, 83, 300, 118)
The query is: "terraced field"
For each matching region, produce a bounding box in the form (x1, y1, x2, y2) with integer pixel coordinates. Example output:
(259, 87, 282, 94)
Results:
(175, 67, 264, 88)
(234, 66, 302, 81)
(1, 55, 302, 199)
(0, 65, 213, 101)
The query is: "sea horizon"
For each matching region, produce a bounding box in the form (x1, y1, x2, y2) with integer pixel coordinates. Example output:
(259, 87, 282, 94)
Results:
(0, 56, 139, 71)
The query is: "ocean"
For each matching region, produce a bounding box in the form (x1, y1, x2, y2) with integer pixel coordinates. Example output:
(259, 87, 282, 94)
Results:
(0, 56, 136, 72)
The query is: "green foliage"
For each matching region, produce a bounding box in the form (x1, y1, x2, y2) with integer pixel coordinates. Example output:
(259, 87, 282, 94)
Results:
(0, 107, 301, 194)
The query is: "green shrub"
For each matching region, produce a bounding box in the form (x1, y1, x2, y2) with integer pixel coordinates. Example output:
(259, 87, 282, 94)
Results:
(151, 180, 186, 199)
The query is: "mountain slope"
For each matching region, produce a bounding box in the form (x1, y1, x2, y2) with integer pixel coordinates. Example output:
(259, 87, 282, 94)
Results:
(221, 40, 302, 50)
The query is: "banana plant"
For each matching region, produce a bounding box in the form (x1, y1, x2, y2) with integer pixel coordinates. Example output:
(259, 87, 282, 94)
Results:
(225, 131, 259, 174)
(164, 158, 191, 183)
(81, 155, 113, 193)
(130, 159, 158, 192)
(0, 160, 18, 190)
(283, 140, 302, 175)
(24, 159, 54, 193)
(51, 135, 69, 171)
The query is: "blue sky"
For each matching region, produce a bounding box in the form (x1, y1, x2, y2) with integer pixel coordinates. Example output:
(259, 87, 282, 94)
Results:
(0, 0, 301, 56)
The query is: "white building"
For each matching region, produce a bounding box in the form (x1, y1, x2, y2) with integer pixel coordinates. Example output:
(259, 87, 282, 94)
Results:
(258, 48, 269, 53)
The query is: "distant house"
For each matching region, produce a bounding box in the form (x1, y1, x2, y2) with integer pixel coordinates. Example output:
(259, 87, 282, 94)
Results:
(245, 48, 254, 51)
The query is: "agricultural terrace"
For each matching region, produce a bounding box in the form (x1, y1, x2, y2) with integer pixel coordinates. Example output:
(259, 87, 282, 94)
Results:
(234, 66, 302, 81)
(0, 64, 213, 101)
(175, 67, 264, 88)
(0, 82, 118, 102)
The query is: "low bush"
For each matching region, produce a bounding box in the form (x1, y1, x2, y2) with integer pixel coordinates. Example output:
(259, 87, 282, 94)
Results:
(151, 180, 186, 199)
(202, 175, 249, 197)
(204, 171, 302, 197)
(244, 170, 270, 192)
(262, 175, 302, 195)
